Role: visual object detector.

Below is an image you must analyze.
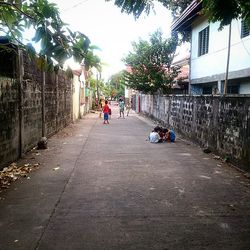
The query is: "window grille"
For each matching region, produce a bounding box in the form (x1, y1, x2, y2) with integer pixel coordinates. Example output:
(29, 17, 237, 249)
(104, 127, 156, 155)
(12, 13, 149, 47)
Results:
(202, 86, 212, 94)
(227, 85, 239, 94)
(198, 26, 209, 56)
(241, 20, 250, 38)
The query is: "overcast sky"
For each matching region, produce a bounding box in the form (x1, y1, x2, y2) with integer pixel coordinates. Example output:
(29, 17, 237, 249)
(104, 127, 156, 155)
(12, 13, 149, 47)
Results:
(50, 0, 174, 79)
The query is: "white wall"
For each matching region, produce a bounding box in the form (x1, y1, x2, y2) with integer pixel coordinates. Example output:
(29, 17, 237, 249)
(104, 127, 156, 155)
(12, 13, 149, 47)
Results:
(72, 74, 80, 121)
(125, 86, 129, 99)
(191, 18, 250, 80)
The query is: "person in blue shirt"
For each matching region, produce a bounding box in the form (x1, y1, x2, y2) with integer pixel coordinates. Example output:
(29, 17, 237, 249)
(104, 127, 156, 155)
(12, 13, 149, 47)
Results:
(164, 128, 176, 142)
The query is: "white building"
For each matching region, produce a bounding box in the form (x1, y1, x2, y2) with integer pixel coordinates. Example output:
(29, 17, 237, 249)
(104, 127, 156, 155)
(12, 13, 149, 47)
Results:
(172, 0, 250, 95)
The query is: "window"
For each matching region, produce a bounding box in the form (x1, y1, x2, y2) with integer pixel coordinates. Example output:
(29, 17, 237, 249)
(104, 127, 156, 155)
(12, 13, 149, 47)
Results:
(241, 20, 250, 38)
(198, 26, 209, 56)
(227, 85, 239, 94)
(202, 86, 212, 94)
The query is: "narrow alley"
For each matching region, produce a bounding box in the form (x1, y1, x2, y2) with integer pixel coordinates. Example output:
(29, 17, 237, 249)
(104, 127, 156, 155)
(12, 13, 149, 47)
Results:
(0, 103, 250, 250)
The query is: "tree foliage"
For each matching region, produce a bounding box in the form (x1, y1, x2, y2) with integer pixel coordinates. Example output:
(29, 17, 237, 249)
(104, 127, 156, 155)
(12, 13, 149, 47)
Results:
(203, 0, 250, 29)
(106, 0, 192, 19)
(108, 71, 125, 99)
(122, 30, 178, 94)
(159, 0, 192, 19)
(109, 0, 250, 29)
(84, 46, 102, 72)
(0, 0, 90, 68)
(105, 0, 152, 19)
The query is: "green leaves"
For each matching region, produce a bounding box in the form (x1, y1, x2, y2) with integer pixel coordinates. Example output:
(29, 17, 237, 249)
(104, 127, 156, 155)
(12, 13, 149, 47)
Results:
(0, 0, 91, 70)
(106, 0, 153, 19)
(203, 0, 240, 29)
(202, 0, 250, 30)
(123, 30, 178, 94)
(108, 0, 194, 19)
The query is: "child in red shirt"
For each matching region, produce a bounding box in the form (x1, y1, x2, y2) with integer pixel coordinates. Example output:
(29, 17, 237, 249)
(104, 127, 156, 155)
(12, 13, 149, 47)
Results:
(102, 100, 110, 124)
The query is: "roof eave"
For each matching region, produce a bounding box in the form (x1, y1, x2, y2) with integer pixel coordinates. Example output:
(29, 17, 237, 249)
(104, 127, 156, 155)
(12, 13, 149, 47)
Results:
(171, 0, 202, 32)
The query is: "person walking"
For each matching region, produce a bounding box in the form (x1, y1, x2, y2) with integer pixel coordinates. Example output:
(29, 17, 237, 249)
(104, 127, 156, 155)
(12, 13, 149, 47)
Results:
(119, 98, 125, 118)
(102, 100, 110, 124)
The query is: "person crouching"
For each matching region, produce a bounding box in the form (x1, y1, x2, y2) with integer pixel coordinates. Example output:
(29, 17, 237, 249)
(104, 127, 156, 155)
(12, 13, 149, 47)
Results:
(149, 127, 161, 143)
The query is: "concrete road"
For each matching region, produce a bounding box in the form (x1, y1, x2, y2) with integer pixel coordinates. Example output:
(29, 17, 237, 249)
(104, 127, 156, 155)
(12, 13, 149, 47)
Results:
(0, 103, 250, 250)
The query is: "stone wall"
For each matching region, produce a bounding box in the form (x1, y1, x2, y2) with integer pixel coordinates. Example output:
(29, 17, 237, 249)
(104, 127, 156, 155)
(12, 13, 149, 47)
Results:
(0, 49, 73, 169)
(22, 52, 43, 152)
(139, 94, 250, 170)
(0, 77, 20, 166)
(57, 71, 72, 131)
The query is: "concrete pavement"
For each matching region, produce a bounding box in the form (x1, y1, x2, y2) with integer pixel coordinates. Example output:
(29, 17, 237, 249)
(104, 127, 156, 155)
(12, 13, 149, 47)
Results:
(0, 103, 250, 250)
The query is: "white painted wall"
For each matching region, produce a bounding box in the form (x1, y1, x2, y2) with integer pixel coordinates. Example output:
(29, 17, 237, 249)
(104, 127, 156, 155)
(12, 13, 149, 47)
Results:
(191, 18, 250, 80)
(72, 74, 80, 121)
(125, 86, 129, 98)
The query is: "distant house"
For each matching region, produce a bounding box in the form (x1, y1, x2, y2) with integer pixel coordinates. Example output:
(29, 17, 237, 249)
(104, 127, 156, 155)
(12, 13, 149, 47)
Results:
(171, 0, 250, 95)
(172, 53, 189, 94)
(71, 65, 92, 120)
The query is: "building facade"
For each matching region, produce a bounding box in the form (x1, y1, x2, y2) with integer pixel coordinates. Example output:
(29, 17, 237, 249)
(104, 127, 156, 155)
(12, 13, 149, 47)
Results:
(172, 1, 250, 95)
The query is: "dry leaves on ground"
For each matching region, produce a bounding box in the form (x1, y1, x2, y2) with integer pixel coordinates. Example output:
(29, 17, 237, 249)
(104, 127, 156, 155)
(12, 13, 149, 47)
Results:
(0, 162, 40, 191)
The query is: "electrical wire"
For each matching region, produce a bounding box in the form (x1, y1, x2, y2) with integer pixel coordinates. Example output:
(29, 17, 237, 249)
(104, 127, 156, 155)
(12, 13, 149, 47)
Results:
(61, 0, 90, 12)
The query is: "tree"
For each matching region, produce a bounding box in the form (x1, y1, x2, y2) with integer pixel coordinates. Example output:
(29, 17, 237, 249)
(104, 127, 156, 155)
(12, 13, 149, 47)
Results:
(0, 0, 90, 68)
(203, 0, 250, 29)
(109, 71, 125, 99)
(106, 0, 192, 19)
(122, 30, 178, 94)
(82, 47, 103, 103)
(159, 0, 192, 19)
(108, 0, 250, 29)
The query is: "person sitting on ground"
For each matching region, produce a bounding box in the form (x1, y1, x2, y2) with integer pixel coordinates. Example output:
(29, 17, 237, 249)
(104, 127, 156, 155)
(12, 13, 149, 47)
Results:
(161, 128, 169, 142)
(164, 128, 176, 142)
(153, 126, 164, 142)
(102, 100, 110, 124)
(149, 127, 161, 143)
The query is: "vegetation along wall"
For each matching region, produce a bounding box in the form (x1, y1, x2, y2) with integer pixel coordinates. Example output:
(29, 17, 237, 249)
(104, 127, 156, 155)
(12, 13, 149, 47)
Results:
(139, 94, 250, 170)
(0, 49, 73, 169)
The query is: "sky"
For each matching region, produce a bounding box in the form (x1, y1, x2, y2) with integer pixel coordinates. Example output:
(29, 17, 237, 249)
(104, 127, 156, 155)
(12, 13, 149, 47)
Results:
(49, 0, 175, 79)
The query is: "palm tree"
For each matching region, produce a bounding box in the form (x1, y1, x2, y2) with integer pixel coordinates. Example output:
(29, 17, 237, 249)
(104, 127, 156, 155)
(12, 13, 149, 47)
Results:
(81, 46, 103, 107)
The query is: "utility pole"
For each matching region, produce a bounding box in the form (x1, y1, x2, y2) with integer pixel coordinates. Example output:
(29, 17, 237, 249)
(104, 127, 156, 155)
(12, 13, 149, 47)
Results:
(224, 22, 232, 94)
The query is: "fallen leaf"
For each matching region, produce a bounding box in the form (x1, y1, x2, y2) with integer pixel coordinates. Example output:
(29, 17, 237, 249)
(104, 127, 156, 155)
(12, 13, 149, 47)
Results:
(0, 163, 40, 191)
(213, 155, 220, 160)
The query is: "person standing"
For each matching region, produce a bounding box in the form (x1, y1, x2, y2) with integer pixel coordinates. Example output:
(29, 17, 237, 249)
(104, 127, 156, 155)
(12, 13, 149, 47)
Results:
(126, 100, 132, 116)
(102, 100, 110, 124)
(119, 98, 125, 118)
